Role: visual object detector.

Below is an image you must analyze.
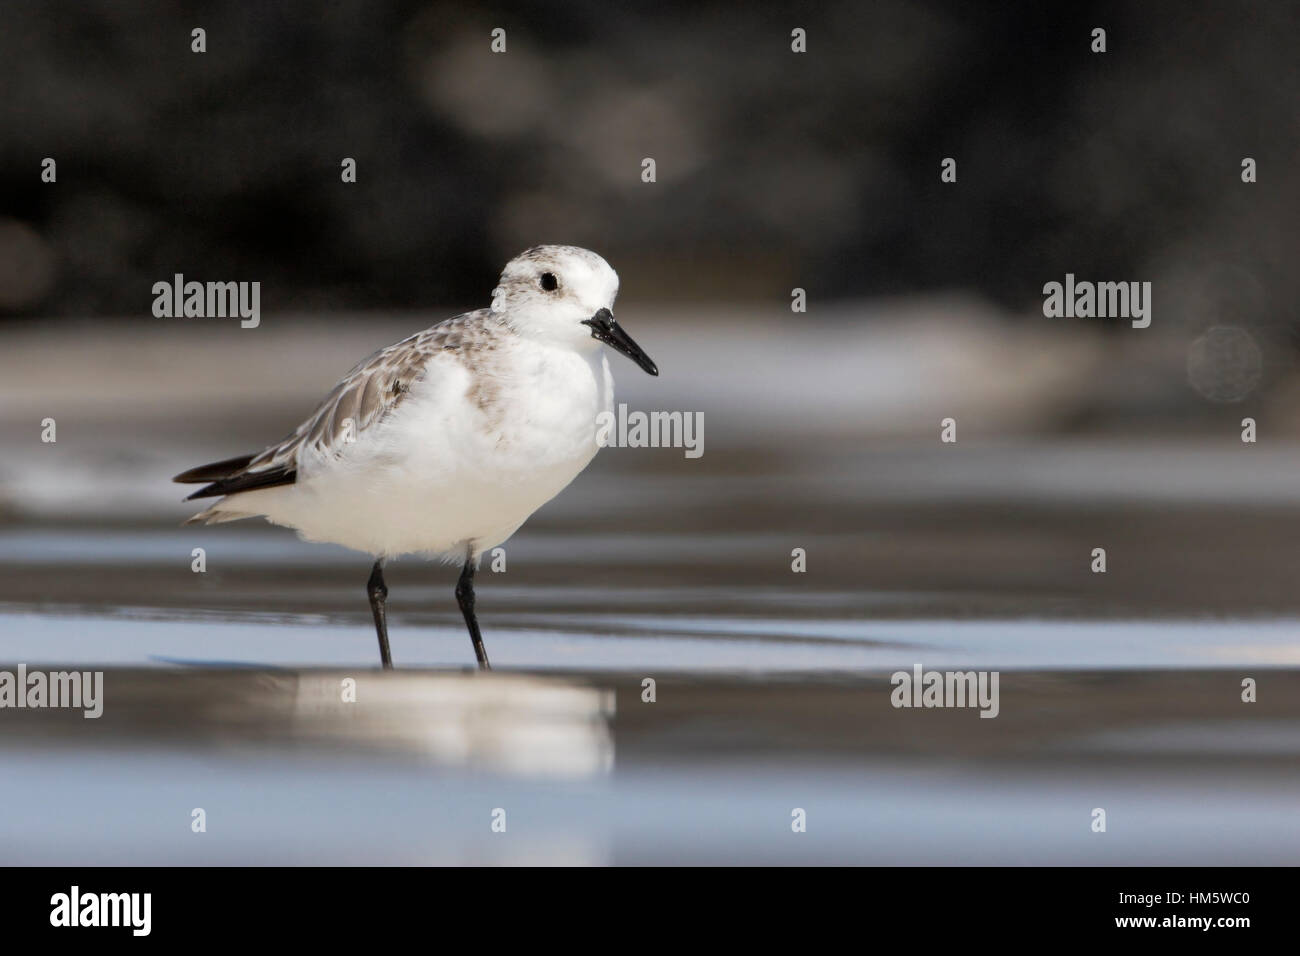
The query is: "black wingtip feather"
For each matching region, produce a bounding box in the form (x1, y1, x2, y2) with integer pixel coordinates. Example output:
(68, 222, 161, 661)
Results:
(183, 466, 298, 500)
(175, 452, 297, 500)
(174, 454, 257, 484)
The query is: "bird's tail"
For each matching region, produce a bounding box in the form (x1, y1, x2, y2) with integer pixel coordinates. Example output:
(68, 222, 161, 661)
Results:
(175, 452, 282, 525)
(182, 503, 257, 526)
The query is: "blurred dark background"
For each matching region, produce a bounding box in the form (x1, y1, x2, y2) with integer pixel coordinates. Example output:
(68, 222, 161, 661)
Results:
(1, 0, 1296, 321)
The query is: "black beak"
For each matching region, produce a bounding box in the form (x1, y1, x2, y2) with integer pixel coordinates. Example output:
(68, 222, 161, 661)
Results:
(583, 308, 658, 376)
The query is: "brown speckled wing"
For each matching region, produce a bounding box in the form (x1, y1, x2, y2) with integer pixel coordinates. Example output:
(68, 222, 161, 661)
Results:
(178, 310, 503, 500)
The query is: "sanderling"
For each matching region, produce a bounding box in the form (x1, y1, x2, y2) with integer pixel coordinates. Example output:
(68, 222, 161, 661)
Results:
(174, 245, 658, 670)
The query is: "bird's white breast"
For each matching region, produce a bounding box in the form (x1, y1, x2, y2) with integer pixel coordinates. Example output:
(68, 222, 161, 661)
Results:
(259, 338, 615, 559)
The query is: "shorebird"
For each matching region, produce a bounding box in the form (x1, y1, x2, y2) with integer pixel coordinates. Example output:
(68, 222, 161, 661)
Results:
(174, 245, 657, 670)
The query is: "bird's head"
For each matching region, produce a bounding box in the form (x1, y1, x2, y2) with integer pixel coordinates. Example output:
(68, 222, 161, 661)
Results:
(491, 245, 657, 376)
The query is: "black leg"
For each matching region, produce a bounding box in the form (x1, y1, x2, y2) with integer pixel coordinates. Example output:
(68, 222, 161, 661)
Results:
(367, 559, 393, 670)
(455, 551, 491, 670)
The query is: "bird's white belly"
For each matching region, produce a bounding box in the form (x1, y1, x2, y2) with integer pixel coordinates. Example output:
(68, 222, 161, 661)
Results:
(253, 345, 614, 559)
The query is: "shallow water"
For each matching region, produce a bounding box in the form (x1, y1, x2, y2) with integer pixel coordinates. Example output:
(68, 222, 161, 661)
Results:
(3, 660, 1298, 864)
(2, 322, 1299, 864)
(3, 488, 1300, 864)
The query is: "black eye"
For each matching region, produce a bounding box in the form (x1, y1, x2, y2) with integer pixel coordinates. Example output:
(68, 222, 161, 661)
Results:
(539, 272, 558, 292)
